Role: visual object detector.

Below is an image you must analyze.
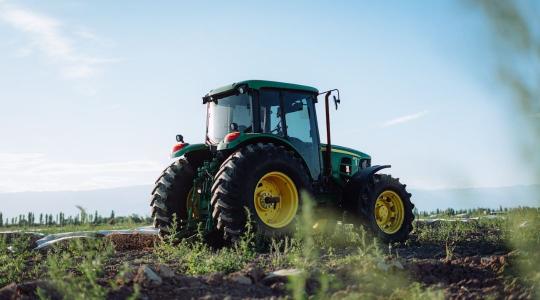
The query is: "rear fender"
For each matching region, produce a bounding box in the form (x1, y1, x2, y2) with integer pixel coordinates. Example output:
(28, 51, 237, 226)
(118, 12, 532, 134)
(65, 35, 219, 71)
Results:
(171, 143, 208, 159)
(217, 133, 315, 180)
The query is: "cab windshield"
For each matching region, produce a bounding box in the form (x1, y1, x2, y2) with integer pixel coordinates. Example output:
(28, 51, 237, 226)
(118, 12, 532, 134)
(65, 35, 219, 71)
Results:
(206, 93, 252, 144)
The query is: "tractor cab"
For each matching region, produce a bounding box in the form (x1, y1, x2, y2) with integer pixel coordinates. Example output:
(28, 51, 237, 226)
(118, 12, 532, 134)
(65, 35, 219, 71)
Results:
(203, 80, 322, 180)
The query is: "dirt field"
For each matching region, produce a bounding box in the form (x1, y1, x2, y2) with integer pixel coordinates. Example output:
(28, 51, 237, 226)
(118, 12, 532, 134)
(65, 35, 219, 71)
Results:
(1, 212, 538, 300)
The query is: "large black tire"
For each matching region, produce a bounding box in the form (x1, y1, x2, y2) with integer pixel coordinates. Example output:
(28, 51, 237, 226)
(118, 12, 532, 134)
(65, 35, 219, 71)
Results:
(361, 174, 414, 243)
(150, 158, 195, 237)
(211, 143, 311, 241)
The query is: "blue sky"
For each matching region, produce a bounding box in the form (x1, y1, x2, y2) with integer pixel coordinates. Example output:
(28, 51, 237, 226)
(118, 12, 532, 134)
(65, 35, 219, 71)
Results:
(0, 1, 537, 193)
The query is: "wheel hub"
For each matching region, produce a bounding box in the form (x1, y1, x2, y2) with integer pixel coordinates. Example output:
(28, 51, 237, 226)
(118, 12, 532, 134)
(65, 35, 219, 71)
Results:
(254, 172, 298, 228)
(263, 195, 281, 208)
(374, 190, 405, 234)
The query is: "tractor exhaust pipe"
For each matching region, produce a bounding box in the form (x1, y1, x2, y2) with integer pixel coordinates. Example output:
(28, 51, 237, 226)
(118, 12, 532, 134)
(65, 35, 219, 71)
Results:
(324, 92, 332, 178)
(320, 89, 340, 179)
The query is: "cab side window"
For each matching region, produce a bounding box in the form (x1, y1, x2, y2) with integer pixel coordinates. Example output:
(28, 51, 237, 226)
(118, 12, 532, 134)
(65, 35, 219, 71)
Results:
(283, 92, 315, 144)
(259, 90, 284, 136)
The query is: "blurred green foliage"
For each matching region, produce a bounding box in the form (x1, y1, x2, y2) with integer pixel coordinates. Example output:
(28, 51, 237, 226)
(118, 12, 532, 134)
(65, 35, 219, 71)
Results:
(473, 0, 540, 296)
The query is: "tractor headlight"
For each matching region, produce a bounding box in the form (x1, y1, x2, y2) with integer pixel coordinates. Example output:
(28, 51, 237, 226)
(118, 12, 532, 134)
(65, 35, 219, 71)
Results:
(360, 159, 371, 169)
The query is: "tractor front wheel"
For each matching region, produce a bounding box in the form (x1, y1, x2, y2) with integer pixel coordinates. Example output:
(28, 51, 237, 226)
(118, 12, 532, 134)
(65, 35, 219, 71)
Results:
(363, 174, 414, 243)
(150, 158, 195, 237)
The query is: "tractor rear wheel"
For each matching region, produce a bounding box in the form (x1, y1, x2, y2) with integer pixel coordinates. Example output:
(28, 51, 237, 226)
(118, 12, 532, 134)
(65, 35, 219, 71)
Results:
(150, 158, 195, 237)
(211, 143, 311, 241)
(362, 174, 414, 243)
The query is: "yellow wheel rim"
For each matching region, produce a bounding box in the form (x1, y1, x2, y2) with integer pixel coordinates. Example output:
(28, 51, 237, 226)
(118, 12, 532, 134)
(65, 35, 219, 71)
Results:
(187, 187, 200, 219)
(374, 190, 405, 234)
(253, 171, 299, 228)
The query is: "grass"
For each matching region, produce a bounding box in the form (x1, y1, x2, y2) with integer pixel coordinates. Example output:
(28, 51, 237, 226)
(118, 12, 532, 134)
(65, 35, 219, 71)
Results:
(154, 213, 256, 275)
(0, 234, 137, 299)
(0, 235, 41, 287)
(412, 217, 505, 247)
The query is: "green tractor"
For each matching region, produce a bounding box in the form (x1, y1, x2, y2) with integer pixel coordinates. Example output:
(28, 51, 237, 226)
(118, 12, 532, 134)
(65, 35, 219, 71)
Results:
(150, 80, 414, 243)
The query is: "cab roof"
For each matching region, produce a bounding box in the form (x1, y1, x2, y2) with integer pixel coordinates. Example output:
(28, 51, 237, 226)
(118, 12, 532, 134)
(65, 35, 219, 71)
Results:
(203, 80, 319, 103)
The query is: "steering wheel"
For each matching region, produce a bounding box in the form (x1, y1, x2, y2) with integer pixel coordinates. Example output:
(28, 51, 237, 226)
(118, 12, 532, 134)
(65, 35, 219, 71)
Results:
(270, 123, 282, 135)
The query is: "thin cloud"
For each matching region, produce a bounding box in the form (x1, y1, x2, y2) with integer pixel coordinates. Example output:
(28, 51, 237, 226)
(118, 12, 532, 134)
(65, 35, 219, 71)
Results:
(0, 4, 118, 79)
(381, 110, 429, 128)
(75, 27, 113, 46)
(0, 153, 162, 193)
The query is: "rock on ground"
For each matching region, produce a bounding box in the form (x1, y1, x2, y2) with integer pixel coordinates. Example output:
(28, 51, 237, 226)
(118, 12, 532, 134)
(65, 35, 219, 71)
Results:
(262, 268, 302, 285)
(134, 265, 163, 288)
(227, 272, 253, 285)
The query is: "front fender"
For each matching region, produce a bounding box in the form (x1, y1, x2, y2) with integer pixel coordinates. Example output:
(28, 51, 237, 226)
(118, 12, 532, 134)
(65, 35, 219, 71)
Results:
(171, 143, 208, 159)
(348, 165, 391, 185)
(342, 165, 391, 211)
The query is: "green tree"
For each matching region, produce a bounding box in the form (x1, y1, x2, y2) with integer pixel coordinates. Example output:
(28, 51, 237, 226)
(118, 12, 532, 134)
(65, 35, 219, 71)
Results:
(76, 206, 87, 224)
(109, 210, 116, 225)
(59, 212, 65, 226)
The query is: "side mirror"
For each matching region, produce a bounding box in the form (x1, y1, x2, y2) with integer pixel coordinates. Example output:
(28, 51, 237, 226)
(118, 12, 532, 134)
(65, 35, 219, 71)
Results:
(333, 95, 340, 110)
(290, 101, 304, 112)
(176, 134, 184, 143)
(319, 89, 341, 110)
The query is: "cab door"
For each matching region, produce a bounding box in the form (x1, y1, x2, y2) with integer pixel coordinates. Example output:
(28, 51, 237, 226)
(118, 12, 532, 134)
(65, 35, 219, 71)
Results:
(282, 91, 322, 180)
(258, 89, 322, 180)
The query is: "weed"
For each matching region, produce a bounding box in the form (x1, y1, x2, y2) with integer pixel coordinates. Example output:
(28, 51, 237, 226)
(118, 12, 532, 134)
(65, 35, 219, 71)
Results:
(444, 239, 456, 261)
(268, 236, 301, 269)
(155, 211, 256, 275)
(0, 235, 39, 287)
(39, 238, 114, 300)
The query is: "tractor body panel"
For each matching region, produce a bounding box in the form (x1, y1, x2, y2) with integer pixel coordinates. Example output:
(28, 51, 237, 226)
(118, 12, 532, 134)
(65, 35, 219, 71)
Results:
(321, 144, 371, 187)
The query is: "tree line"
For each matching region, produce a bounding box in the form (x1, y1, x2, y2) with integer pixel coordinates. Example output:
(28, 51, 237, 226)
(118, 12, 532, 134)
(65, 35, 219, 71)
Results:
(0, 210, 151, 228)
(417, 206, 540, 217)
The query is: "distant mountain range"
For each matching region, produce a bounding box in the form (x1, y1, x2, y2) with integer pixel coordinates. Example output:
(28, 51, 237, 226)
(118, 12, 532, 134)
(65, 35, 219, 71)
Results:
(411, 184, 540, 212)
(0, 186, 152, 219)
(0, 184, 538, 218)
